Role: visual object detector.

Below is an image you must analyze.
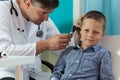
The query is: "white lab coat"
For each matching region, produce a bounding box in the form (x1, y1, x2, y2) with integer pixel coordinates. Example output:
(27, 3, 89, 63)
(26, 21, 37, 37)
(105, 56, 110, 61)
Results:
(0, 1, 60, 80)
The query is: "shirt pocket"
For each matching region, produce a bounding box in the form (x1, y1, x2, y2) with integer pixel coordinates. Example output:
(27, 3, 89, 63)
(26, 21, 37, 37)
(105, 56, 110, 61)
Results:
(80, 56, 99, 73)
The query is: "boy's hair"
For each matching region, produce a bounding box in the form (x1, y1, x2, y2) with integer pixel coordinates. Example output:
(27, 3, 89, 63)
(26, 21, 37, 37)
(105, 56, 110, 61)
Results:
(81, 11, 106, 31)
(30, 0, 59, 9)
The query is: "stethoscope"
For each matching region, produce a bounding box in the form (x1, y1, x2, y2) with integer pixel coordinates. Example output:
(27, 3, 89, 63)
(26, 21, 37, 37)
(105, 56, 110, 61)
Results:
(10, 0, 43, 37)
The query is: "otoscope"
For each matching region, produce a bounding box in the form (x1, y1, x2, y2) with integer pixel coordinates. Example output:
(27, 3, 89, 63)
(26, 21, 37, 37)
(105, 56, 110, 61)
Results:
(70, 25, 81, 46)
(70, 25, 80, 35)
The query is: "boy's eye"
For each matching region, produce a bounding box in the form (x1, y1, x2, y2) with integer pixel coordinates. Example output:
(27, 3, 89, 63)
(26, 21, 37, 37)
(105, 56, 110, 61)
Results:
(93, 31, 99, 34)
(84, 29, 89, 32)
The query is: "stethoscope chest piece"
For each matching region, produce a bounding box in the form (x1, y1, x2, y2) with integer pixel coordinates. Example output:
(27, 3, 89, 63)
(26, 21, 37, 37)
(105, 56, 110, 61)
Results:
(36, 25, 43, 37)
(36, 30, 43, 37)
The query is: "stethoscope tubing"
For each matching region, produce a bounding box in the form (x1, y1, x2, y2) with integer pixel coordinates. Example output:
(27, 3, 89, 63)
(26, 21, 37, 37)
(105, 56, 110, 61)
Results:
(10, 0, 43, 37)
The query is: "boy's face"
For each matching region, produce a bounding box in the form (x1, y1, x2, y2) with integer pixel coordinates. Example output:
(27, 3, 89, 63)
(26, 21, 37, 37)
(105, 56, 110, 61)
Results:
(80, 19, 104, 49)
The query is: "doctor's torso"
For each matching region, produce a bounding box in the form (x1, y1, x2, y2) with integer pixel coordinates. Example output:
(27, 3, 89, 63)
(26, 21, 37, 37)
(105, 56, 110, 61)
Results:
(0, 1, 59, 45)
(0, 1, 59, 79)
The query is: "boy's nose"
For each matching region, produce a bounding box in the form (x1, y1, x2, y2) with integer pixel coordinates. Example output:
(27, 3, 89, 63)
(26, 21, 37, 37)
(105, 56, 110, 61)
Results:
(88, 32, 94, 37)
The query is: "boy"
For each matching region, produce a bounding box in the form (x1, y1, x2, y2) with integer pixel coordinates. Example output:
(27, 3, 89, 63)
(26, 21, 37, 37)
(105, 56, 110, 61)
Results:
(50, 11, 114, 80)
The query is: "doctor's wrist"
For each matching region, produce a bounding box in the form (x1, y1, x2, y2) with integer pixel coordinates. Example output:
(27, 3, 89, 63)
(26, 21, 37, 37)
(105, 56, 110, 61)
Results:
(36, 40, 48, 54)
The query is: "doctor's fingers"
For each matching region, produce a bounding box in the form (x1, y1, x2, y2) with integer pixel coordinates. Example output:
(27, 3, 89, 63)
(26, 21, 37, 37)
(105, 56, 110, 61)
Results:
(56, 34, 72, 40)
(53, 34, 72, 44)
(47, 38, 70, 50)
(47, 42, 64, 51)
(58, 34, 72, 38)
(50, 42, 68, 50)
(59, 37, 71, 43)
(53, 38, 70, 50)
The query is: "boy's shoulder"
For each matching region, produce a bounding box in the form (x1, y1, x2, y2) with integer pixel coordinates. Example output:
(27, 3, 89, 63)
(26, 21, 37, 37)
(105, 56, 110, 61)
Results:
(62, 46, 77, 54)
(96, 44, 111, 56)
(64, 46, 76, 51)
(99, 44, 110, 51)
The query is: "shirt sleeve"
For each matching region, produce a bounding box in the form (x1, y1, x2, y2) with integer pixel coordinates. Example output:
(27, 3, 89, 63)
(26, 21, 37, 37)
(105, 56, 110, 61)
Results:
(100, 50, 114, 80)
(50, 49, 68, 80)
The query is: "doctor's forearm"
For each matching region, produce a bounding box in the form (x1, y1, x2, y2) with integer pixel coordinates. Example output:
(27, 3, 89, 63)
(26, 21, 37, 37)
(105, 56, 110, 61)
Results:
(36, 40, 49, 55)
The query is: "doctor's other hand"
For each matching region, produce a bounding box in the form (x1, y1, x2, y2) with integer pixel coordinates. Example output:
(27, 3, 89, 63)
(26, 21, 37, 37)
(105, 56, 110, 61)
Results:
(36, 34, 72, 54)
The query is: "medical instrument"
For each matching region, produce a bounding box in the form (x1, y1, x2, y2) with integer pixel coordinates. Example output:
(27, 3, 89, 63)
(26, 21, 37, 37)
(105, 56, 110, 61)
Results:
(70, 25, 81, 46)
(72, 25, 80, 33)
(10, 0, 24, 33)
(10, 0, 43, 37)
(36, 25, 43, 37)
(10, 0, 18, 16)
(70, 25, 80, 35)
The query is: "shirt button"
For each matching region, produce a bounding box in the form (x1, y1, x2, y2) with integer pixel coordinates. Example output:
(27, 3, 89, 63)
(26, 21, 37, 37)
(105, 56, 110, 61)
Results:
(76, 60, 79, 63)
(32, 68, 35, 70)
(69, 74, 72, 76)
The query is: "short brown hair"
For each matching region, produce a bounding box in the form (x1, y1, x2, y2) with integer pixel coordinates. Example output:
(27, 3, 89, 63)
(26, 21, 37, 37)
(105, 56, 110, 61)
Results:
(81, 11, 106, 31)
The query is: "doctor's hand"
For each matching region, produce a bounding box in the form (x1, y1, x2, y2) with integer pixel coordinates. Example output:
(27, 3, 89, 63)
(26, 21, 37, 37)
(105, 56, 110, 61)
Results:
(47, 34, 72, 50)
(36, 34, 72, 54)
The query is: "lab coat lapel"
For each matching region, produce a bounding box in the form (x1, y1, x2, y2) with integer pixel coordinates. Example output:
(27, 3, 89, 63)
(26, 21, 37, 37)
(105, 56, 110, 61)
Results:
(17, 13, 28, 40)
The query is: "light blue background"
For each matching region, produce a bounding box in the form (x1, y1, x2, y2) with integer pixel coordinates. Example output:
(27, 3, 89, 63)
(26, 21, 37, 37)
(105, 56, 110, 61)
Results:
(84, 0, 120, 35)
(50, 0, 120, 35)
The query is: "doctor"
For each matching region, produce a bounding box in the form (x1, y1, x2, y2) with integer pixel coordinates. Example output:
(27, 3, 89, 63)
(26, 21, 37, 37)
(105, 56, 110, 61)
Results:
(0, 0, 72, 80)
